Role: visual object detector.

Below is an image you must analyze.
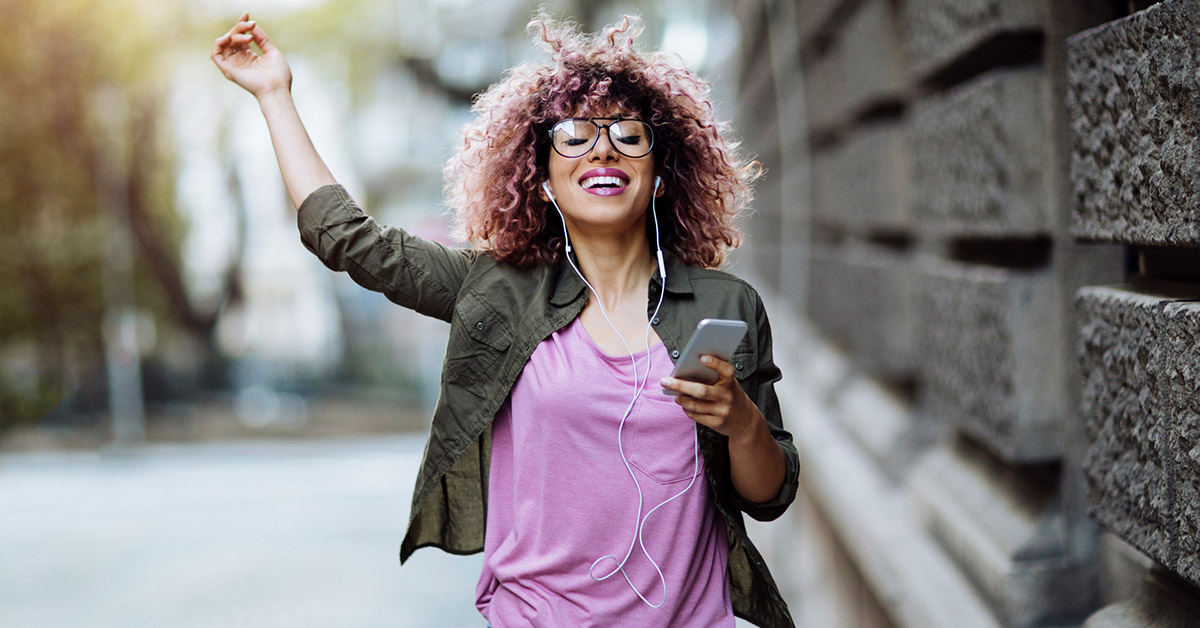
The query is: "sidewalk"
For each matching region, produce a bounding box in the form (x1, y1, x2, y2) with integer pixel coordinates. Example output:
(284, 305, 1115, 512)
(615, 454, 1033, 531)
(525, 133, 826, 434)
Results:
(0, 435, 484, 628)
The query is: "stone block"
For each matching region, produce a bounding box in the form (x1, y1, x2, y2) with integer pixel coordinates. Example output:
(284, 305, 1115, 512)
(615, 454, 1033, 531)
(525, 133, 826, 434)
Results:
(1066, 0, 1200, 246)
(1077, 287, 1174, 569)
(1076, 284, 1200, 587)
(807, 247, 852, 346)
(840, 0, 908, 113)
(1163, 301, 1200, 585)
(808, 245, 914, 378)
(917, 258, 1063, 461)
(803, 0, 908, 134)
(813, 121, 911, 235)
(909, 440, 1096, 626)
(803, 44, 847, 135)
(798, 0, 849, 44)
(903, 0, 1044, 81)
(910, 69, 1050, 237)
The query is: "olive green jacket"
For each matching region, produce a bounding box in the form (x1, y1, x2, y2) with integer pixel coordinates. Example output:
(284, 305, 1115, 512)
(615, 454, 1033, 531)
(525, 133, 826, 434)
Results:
(298, 184, 799, 628)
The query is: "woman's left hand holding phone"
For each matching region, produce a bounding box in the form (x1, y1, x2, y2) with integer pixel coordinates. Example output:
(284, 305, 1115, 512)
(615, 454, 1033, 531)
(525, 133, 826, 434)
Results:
(660, 355, 758, 441)
(660, 356, 786, 504)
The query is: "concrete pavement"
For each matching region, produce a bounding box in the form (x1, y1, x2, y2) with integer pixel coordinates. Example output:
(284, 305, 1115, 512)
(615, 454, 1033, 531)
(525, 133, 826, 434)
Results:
(0, 435, 484, 628)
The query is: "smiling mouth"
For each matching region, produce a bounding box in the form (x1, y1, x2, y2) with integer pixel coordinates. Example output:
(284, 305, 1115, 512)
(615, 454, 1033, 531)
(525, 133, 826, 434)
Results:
(578, 168, 631, 195)
(581, 176, 628, 190)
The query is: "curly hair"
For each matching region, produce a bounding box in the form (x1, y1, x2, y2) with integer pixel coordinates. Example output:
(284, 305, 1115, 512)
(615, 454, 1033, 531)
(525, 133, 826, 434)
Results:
(444, 12, 759, 269)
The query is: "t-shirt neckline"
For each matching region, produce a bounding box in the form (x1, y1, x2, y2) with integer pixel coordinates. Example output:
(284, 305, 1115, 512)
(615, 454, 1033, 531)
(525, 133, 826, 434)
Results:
(570, 316, 666, 363)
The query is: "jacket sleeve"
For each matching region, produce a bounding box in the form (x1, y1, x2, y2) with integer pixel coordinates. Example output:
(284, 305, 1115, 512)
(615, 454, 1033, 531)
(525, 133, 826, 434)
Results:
(297, 183, 476, 322)
(727, 292, 801, 521)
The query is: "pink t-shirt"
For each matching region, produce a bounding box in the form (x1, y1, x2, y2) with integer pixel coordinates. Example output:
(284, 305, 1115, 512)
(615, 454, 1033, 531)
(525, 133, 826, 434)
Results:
(476, 317, 734, 627)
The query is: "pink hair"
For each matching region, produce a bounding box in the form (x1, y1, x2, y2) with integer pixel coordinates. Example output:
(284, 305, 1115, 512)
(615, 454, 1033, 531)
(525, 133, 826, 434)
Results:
(444, 13, 759, 269)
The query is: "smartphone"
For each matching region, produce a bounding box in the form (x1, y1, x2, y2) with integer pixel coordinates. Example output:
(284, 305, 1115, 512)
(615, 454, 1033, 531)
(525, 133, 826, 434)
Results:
(663, 318, 749, 395)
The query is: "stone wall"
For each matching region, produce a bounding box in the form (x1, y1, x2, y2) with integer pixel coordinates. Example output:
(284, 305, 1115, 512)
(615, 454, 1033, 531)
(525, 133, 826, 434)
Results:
(731, 0, 1200, 625)
(1065, 2, 1200, 619)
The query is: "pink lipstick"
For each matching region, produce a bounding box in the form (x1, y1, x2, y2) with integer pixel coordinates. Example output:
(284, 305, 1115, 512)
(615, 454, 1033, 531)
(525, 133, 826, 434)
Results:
(578, 168, 630, 196)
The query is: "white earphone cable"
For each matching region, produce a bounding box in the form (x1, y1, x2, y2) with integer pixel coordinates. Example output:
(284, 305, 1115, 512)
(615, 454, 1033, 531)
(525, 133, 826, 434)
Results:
(543, 180, 700, 608)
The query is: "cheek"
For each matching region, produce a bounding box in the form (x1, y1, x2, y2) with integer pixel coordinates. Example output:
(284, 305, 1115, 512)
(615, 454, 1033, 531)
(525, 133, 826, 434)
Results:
(545, 157, 574, 193)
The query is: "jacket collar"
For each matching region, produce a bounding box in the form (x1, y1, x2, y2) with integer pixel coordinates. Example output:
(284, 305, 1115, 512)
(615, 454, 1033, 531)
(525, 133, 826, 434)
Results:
(550, 249, 694, 306)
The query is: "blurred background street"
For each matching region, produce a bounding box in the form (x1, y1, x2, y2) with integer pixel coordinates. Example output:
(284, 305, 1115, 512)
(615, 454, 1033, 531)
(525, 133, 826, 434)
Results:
(0, 1, 756, 625)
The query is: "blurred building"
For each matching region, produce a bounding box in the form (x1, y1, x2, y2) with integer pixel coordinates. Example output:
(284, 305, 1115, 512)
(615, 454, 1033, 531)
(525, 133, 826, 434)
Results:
(727, 0, 1200, 625)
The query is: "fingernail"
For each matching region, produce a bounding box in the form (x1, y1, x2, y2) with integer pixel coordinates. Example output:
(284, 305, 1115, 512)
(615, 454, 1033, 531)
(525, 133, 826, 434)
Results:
(660, 378, 672, 386)
(701, 356, 713, 364)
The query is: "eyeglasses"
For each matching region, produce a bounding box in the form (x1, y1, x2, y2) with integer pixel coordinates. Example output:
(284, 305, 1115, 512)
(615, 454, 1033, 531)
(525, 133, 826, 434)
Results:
(548, 118, 654, 159)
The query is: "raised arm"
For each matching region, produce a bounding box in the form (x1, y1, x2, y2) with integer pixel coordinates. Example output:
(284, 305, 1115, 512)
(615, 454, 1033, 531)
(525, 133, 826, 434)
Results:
(211, 13, 334, 209)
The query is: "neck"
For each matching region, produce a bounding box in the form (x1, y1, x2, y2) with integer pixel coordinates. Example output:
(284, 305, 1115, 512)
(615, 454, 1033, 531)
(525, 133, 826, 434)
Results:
(569, 231, 657, 310)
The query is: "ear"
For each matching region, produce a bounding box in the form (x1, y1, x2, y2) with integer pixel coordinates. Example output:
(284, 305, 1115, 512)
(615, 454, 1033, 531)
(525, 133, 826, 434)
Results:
(537, 182, 550, 202)
(654, 176, 666, 198)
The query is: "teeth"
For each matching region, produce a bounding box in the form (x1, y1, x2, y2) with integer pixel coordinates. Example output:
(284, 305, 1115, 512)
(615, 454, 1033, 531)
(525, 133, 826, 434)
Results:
(581, 176, 627, 189)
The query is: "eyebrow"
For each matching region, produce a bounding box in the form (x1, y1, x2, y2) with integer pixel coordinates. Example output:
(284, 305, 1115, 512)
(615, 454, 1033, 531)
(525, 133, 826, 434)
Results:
(566, 112, 634, 120)
(571, 116, 637, 123)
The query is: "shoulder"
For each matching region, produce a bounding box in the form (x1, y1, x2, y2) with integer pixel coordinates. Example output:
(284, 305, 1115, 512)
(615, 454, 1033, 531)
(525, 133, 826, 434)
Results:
(460, 253, 549, 288)
(455, 254, 559, 313)
(683, 265, 763, 306)
(670, 264, 771, 346)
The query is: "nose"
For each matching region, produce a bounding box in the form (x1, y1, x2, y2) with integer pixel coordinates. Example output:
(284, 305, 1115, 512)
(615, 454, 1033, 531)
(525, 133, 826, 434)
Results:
(588, 127, 619, 162)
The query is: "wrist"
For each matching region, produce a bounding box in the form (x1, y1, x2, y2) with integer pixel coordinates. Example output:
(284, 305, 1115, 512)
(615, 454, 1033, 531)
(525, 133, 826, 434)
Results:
(256, 85, 293, 106)
(727, 404, 767, 449)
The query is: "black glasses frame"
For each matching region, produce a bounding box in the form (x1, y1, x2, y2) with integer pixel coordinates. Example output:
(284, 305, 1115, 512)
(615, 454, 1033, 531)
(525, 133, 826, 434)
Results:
(548, 118, 655, 159)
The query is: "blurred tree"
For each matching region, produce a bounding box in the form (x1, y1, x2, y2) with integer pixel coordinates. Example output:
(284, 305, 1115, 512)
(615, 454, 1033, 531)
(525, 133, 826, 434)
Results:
(0, 0, 229, 431)
(0, 0, 601, 433)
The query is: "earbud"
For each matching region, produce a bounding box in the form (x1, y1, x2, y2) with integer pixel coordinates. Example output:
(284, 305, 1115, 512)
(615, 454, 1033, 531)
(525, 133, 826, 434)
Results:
(651, 176, 666, 281)
(543, 181, 572, 254)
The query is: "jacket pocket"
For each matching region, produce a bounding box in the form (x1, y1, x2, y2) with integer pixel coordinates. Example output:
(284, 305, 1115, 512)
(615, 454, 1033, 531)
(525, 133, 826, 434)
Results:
(445, 292, 514, 387)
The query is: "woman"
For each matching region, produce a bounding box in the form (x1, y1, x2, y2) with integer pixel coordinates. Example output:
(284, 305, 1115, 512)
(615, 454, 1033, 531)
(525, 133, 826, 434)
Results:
(212, 12, 798, 628)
